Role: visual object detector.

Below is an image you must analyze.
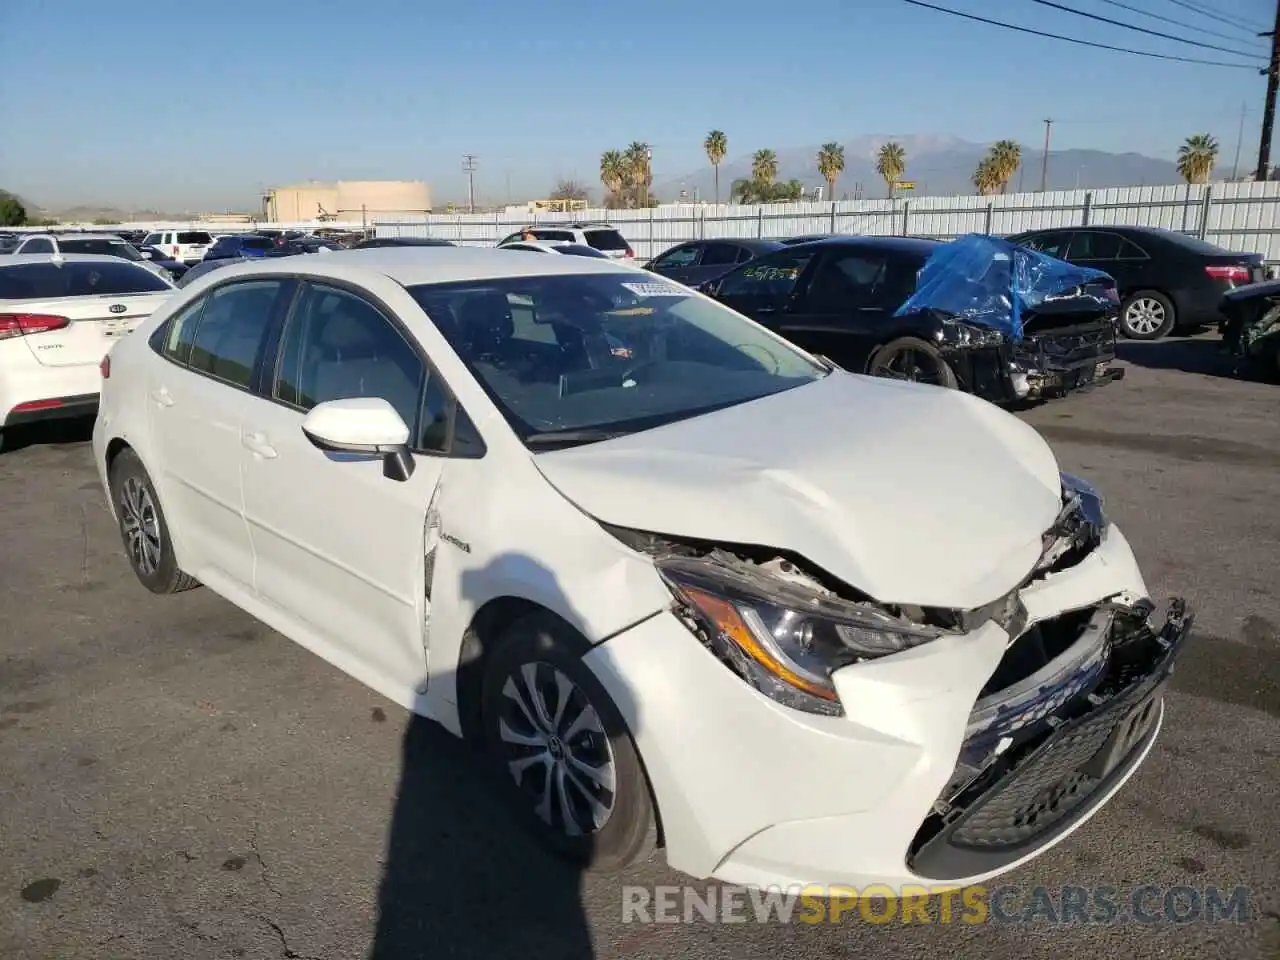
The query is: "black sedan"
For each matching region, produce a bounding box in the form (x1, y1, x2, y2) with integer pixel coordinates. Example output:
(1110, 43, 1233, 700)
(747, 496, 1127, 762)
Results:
(644, 239, 783, 287)
(1007, 225, 1263, 340)
(700, 235, 1122, 404)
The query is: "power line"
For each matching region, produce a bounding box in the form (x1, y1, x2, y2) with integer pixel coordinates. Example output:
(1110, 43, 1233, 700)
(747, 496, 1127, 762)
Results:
(1095, 0, 1268, 45)
(1028, 0, 1265, 58)
(897, 0, 1266, 67)
(1158, 0, 1268, 34)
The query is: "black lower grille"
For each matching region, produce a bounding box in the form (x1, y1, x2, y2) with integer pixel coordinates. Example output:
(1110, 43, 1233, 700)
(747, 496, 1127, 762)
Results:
(907, 602, 1191, 881)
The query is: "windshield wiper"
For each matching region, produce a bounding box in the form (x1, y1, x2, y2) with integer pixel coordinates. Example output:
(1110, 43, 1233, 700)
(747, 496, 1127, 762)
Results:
(525, 428, 631, 449)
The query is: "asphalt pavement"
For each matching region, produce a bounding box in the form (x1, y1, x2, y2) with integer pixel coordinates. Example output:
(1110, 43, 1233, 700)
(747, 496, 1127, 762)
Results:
(1, 334, 1277, 960)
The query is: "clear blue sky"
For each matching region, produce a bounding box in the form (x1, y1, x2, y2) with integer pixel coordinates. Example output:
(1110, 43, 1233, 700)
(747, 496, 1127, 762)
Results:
(0, 0, 1273, 211)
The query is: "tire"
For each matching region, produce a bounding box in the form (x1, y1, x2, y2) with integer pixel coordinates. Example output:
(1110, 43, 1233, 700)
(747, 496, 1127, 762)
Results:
(481, 612, 656, 872)
(867, 336, 959, 389)
(108, 448, 200, 594)
(1119, 290, 1175, 340)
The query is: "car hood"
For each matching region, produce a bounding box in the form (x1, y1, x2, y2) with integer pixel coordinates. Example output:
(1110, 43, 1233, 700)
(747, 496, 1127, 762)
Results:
(532, 372, 1064, 610)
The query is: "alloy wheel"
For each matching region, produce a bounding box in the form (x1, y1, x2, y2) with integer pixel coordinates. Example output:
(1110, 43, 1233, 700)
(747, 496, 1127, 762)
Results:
(1124, 297, 1166, 336)
(496, 661, 617, 837)
(872, 346, 944, 384)
(119, 476, 162, 576)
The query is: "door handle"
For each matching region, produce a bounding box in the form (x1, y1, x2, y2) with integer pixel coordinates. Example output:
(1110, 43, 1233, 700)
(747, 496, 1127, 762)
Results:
(241, 432, 278, 459)
(148, 387, 175, 407)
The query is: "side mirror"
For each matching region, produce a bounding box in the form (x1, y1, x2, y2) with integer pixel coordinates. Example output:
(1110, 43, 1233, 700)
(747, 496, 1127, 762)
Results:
(301, 397, 416, 482)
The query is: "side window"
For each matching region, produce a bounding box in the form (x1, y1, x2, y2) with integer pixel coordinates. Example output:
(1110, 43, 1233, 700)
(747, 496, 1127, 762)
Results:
(801, 252, 888, 312)
(734, 246, 757, 263)
(1117, 238, 1149, 260)
(716, 251, 815, 299)
(654, 245, 700, 269)
(699, 243, 740, 267)
(157, 296, 208, 365)
(188, 280, 282, 388)
(1066, 231, 1121, 261)
(142, 233, 161, 247)
(1024, 231, 1071, 258)
(532, 230, 575, 242)
(21, 238, 54, 254)
(274, 284, 437, 449)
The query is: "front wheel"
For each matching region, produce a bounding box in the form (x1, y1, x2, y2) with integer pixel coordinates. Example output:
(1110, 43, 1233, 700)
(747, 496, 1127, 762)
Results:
(1119, 290, 1175, 340)
(866, 336, 959, 388)
(481, 613, 656, 872)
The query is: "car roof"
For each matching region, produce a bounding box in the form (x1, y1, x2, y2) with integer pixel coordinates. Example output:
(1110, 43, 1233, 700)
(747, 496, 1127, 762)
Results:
(200, 246, 635, 287)
(50, 233, 136, 242)
(781, 235, 942, 255)
(0, 253, 156, 266)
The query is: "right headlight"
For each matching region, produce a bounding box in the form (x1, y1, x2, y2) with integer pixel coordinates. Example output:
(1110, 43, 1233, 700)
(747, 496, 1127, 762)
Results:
(658, 556, 948, 716)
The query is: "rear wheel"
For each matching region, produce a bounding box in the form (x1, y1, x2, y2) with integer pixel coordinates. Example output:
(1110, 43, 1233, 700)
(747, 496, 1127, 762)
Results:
(867, 336, 959, 388)
(108, 449, 199, 594)
(481, 612, 656, 871)
(1119, 290, 1175, 340)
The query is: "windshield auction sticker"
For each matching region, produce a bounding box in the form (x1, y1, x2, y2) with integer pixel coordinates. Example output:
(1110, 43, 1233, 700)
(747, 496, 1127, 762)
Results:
(620, 281, 687, 298)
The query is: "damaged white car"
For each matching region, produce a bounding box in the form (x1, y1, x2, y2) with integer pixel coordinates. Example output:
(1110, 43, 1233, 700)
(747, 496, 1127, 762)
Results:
(93, 247, 1191, 890)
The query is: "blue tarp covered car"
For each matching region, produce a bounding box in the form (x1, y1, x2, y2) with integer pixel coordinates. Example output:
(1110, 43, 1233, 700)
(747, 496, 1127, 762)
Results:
(885, 234, 1124, 401)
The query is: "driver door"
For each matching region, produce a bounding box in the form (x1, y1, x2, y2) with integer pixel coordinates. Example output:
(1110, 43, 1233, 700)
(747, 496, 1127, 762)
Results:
(709, 248, 819, 324)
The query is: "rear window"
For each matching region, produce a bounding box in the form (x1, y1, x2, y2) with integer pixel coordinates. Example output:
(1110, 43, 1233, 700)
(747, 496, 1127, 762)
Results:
(1156, 232, 1235, 256)
(0, 261, 172, 299)
(240, 236, 276, 250)
(57, 238, 143, 261)
(177, 231, 212, 245)
(584, 229, 630, 252)
(532, 230, 575, 242)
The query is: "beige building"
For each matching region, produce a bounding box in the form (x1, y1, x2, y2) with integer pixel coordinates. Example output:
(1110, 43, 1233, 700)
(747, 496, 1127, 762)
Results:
(263, 180, 432, 223)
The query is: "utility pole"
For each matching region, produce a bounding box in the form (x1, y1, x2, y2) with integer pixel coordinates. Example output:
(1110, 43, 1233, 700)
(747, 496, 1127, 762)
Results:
(1040, 119, 1053, 192)
(462, 154, 478, 213)
(1256, 1, 1280, 181)
(1233, 102, 1247, 180)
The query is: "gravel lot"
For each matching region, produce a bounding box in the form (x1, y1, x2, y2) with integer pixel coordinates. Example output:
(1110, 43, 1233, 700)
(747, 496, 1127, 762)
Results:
(1, 335, 1277, 960)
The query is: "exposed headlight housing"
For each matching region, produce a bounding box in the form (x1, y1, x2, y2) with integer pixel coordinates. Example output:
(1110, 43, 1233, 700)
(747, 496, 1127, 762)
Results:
(1034, 472, 1109, 575)
(937, 317, 1006, 347)
(658, 555, 950, 716)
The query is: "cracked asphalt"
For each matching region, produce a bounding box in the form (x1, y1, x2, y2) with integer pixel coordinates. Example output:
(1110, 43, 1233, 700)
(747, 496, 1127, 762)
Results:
(1, 334, 1277, 959)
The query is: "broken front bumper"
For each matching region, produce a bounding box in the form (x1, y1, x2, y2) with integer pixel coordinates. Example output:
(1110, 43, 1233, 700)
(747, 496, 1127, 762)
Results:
(945, 321, 1124, 403)
(583, 524, 1186, 891)
(908, 599, 1192, 881)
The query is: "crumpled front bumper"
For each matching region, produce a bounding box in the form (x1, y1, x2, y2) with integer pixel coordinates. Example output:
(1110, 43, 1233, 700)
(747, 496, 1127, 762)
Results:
(943, 320, 1124, 403)
(908, 598, 1192, 881)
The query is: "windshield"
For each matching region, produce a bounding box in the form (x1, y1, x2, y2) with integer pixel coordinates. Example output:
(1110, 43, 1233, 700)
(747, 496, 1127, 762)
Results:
(0, 261, 172, 299)
(58, 238, 143, 261)
(406, 272, 827, 446)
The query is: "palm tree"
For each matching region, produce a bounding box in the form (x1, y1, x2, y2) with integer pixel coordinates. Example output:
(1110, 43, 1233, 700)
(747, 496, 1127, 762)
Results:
(599, 150, 625, 205)
(1177, 134, 1219, 184)
(817, 142, 845, 201)
(751, 149, 778, 193)
(989, 140, 1022, 193)
(876, 141, 906, 198)
(704, 130, 728, 204)
(973, 158, 1001, 196)
(624, 142, 652, 207)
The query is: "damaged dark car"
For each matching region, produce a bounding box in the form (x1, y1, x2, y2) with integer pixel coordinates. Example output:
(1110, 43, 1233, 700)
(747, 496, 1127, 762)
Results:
(700, 233, 1124, 403)
(1219, 279, 1280, 380)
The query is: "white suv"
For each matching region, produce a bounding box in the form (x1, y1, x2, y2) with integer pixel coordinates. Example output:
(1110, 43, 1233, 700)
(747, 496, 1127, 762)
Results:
(10, 234, 173, 280)
(497, 222, 635, 260)
(91, 247, 1188, 890)
(139, 229, 215, 264)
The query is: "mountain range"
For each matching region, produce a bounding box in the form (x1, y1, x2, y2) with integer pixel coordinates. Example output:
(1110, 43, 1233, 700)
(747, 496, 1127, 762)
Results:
(657, 134, 1192, 201)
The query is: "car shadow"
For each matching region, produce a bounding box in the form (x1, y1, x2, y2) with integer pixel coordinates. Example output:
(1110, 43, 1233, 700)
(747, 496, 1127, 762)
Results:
(1114, 336, 1243, 380)
(373, 551, 643, 959)
(0, 416, 96, 455)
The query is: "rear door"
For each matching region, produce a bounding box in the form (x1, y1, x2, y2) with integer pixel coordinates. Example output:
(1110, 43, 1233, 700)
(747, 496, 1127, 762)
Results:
(0, 261, 174, 367)
(176, 231, 213, 262)
(772, 246, 915, 369)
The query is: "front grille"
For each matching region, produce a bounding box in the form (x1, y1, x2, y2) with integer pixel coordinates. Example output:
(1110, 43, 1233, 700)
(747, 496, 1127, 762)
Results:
(1016, 322, 1116, 373)
(907, 603, 1190, 881)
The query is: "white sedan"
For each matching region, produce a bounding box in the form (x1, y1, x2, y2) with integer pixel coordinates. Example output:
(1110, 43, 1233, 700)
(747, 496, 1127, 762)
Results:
(1, 254, 174, 438)
(92, 247, 1190, 890)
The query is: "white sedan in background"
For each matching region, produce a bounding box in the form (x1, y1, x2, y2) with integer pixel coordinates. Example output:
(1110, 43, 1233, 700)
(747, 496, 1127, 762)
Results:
(0, 254, 174, 439)
(92, 247, 1189, 890)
